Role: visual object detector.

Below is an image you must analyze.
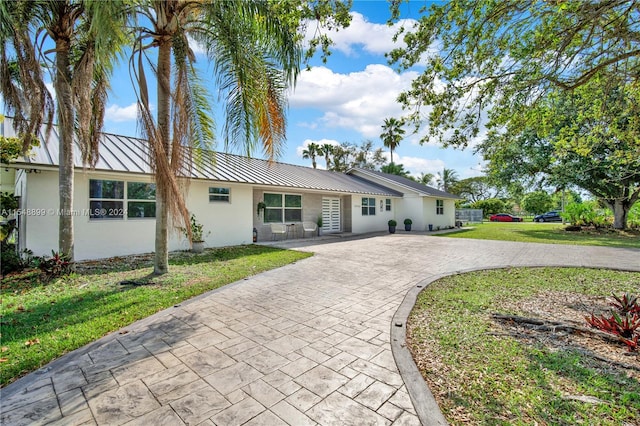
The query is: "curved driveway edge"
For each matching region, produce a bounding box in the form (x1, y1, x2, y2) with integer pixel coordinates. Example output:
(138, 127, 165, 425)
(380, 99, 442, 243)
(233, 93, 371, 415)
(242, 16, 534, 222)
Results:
(389, 241, 640, 426)
(2, 234, 639, 426)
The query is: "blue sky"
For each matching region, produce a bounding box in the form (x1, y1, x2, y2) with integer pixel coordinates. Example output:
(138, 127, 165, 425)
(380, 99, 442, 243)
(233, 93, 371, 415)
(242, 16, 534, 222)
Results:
(67, 2, 485, 183)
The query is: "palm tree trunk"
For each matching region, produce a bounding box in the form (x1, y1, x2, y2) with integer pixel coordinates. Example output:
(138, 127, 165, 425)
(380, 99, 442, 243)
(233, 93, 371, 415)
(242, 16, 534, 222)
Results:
(55, 38, 75, 260)
(154, 41, 172, 275)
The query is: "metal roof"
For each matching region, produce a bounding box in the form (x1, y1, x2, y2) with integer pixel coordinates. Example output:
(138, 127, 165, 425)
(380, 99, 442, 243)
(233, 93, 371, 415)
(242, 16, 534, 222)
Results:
(3, 119, 401, 197)
(349, 168, 462, 200)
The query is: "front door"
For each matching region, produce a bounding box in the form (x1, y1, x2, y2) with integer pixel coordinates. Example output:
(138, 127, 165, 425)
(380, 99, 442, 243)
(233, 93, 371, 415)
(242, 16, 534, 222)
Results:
(322, 197, 341, 233)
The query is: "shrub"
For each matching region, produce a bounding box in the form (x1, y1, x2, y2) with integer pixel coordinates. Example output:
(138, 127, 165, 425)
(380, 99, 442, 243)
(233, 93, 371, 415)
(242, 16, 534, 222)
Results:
(1, 245, 33, 275)
(403, 218, 412, 225)
(0, 192, 19, 212)
(472, 198, 508, 217)
(586, 292, 640, 351)
(388, 219, 397, 226)
(34, 250, 73, 281)
(563, 201, 612, 228)
(610, 293, 640, 314)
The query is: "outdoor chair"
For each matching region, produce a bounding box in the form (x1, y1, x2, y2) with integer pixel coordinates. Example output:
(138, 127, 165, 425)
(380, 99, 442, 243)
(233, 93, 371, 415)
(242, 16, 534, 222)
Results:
(270, 223, 287, 240)
(302, 221, 318, 238)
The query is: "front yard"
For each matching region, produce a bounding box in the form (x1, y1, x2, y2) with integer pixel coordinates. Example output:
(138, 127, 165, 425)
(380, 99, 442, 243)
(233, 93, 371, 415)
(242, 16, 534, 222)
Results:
(0, 245, 311, 387)
(440, 222, 640, 249)
(408, 267, 640, 425)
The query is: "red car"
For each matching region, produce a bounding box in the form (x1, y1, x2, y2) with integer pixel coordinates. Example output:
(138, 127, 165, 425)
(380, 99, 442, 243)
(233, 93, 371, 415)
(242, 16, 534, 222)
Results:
(489, 213, 522, 222)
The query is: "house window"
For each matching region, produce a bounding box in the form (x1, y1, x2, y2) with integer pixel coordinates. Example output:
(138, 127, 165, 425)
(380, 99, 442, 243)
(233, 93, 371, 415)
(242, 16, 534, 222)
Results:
(385, 199, 392, 211)
(209, 187, 230, 202)
(436, 199, 444, 215)
(89, 179, 156, 219)
(361, 197, 375, 216)
(90, 179, 124, 219)
(264, 193, 302, 223)
(127, 182, 156, 218)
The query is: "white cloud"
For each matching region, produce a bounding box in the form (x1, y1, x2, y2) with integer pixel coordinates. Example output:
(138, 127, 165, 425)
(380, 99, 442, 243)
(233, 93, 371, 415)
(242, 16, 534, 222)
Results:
(105, 103, 138, 122)
(322, 12, 417, 57)
(395, 154, 445, 177)
(290, 64, 418, 138)
(304, 11, 439, 66)
(188, 35, 207, 56)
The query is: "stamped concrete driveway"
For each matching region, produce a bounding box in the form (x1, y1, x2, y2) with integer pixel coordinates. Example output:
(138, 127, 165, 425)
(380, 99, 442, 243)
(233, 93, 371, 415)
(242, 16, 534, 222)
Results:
(2, 233, 639, 426)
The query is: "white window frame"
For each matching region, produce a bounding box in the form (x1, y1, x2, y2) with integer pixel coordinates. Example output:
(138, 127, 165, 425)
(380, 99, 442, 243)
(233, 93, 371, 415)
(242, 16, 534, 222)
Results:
(362, 197, 376, 216)
(264, 192, 302, 223)
(209, 186, 231, 203)
(126, 182, 156, 219)
(89, 179, 156, 220)
(436, 199, 444, 215)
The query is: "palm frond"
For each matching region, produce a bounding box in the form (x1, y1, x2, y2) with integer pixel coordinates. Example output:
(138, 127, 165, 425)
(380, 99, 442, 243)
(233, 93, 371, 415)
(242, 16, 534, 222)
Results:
(196, 0, 300, 160)
(0, 1, 54, 149)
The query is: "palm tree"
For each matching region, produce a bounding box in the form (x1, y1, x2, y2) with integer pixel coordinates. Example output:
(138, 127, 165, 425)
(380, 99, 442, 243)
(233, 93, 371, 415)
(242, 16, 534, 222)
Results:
(319, 143, 335, 169)
(380, 117, 405, 164)
(381, 162, 410, 178)
(1, 0, 127, 260)
(302, 142, 320, 168)
(130, 1, 301, 274)
(419, 172, 435, 186)
(437, 168, 459, 192)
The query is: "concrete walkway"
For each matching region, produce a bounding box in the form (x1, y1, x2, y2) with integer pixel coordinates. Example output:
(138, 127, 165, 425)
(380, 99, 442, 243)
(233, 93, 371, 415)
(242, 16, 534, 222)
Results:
(2, 234, 639, 425)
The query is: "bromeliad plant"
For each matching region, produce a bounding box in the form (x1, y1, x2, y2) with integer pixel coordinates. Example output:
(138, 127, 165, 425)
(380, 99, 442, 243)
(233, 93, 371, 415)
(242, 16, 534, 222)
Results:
(586, 292, 640, 351)
(610, 292, 640, 314)
(34, 250, 73, 282)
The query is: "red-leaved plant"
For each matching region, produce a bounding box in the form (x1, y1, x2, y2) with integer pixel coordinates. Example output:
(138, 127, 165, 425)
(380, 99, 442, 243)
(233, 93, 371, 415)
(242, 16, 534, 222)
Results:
(586, 292, 640, 351)
(610, 293, 640, 314)
(35, 250, 73, 281)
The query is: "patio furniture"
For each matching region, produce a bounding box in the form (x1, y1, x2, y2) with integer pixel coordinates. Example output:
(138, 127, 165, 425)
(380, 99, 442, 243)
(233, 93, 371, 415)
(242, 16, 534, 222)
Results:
(270, 223, 287, 240)
(302, 221, 317, 238)
(286, 223, 297, 239)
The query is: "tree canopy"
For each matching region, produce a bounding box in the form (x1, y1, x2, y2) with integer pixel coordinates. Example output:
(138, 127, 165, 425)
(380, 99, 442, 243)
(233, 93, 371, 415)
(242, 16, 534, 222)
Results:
(482, 72, 640, 228)
(389, 0, 640, 147)
(328, 140, 386, 172)
(380, 162, 410, 178)
(388, 0, 640, 228)
(521, 191, 554, 215)
(448, 176, 504, 203)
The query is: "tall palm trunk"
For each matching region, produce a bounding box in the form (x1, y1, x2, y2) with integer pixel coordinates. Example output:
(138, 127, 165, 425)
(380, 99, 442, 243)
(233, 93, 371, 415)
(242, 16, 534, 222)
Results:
(55, 37, 75, 259)
(154, 40, 172, 275)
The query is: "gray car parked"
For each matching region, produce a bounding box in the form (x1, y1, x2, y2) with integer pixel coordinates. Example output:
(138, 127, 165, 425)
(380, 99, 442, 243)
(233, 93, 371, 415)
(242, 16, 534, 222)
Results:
(534, 211, 563, 222)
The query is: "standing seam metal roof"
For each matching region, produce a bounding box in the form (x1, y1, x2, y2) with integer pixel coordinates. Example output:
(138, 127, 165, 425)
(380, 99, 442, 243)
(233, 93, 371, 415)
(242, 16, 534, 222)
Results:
(350, 168, 462, 199)
(6, 121, 402, 197)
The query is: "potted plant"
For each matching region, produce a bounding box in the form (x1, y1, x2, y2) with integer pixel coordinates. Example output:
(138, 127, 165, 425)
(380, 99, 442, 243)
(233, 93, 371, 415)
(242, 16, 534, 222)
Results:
(184, 214, 208, 253)
(256, 201, 266, 217)
(403, 218, 412, 231)
(388, 219, 397, 234)
(316, 215, 323, 236)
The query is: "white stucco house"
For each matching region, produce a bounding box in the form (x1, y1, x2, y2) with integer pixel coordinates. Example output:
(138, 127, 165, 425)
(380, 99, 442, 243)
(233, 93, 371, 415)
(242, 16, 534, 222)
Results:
(2, 120, 461, 260)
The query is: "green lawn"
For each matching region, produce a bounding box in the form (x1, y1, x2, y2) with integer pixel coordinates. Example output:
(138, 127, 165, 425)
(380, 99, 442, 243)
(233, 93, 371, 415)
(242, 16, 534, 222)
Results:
(0, 245, 311, 387)
(439, 222, 640, 248)
(408, 267, 640, 425)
